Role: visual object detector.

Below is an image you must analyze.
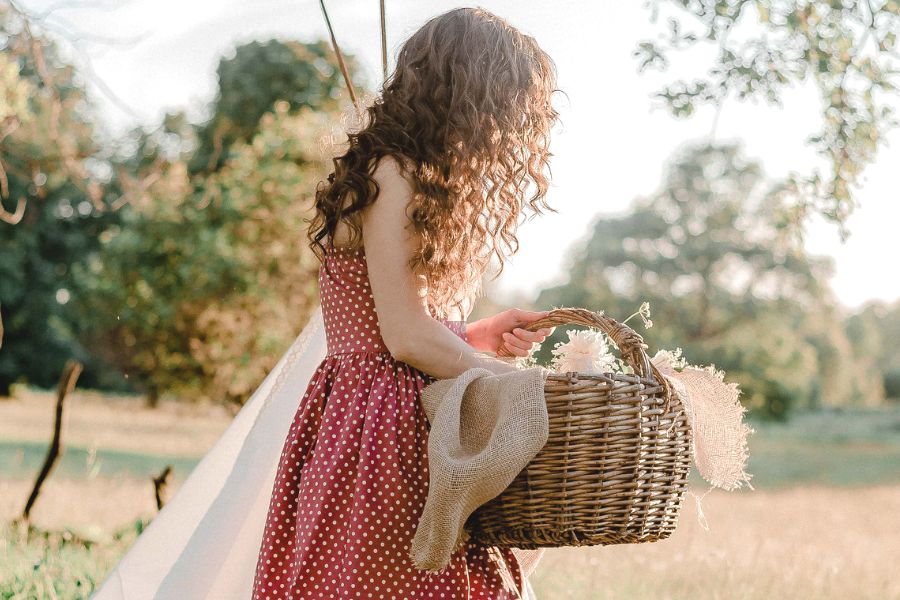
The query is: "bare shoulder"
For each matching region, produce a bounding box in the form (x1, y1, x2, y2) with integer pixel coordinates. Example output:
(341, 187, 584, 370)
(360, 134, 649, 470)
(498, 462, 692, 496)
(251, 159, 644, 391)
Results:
(370, 154, 414, 196)
(360, 155, 420, 257)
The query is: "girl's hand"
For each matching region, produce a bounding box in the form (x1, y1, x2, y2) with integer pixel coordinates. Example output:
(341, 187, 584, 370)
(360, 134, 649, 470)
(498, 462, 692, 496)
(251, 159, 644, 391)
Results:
(467, 308, 556, 357)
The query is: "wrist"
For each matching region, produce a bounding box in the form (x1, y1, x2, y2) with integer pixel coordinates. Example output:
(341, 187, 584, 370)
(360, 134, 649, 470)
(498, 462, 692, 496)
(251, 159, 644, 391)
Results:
(464, 318, 491, 352)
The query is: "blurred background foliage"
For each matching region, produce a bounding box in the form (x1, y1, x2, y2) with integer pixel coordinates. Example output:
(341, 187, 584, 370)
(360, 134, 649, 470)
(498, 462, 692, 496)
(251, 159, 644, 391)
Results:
(0, 12, 121, 396)
(1, 5, 358, 408)
(1, 2, 899, 421)
(535, 143, 887, 419)
(636, 0, 900, 241)
(72, 105, 333, 408)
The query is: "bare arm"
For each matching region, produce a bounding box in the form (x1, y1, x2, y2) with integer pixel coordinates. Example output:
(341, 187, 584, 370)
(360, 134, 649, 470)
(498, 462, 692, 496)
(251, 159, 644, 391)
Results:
(362, 157, 528, 379)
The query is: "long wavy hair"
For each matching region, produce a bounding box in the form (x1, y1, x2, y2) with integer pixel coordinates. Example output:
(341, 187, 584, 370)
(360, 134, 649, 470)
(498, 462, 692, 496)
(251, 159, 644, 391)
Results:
(308, 7, 560, 318)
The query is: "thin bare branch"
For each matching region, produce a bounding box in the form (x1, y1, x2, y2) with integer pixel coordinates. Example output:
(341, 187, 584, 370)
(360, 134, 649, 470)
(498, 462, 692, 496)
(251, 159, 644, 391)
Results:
(0, 153, 11, 199)
(2, 1, 168, 222)
(109, 156, 166, 211)
(153, 465, 174, 510)
(22, 359, 84, 521)
(319, 0, 361, 112)
(10, 0, 148, 123)
(380, 0, 388, 81)
(0, 196, 27, 225)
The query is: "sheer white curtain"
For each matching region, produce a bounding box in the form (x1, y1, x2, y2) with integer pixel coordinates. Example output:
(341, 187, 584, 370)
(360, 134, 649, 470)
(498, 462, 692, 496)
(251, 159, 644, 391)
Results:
(91, 306, 328, 600)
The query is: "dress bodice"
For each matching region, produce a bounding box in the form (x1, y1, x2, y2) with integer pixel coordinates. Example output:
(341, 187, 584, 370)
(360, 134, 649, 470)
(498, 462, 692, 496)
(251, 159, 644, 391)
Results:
(319, 244, 467, 357)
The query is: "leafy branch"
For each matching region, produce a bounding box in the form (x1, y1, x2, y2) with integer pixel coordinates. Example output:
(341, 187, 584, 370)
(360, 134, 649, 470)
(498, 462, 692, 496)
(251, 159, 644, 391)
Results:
(634, 0, 900, 241)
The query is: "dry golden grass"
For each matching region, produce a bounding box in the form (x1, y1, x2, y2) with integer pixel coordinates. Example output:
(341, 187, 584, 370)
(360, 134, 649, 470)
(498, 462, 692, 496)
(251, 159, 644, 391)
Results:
(3, 388, 899, 599)
(0, 477, 159, 535)
(532, 484, 900, 600)
(2, 476, 897, 599)
(0, 387, 232, 456)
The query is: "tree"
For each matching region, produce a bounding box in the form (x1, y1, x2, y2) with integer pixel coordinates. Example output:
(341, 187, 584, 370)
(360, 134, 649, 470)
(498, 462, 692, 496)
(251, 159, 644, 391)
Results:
(190, 39, 364, 173)
(846, 299, 900, 400)
(1, 15, 362, 404)
(74, 103, 337, 407)
(0, 9, 121, 395)
(635, 0, 900, 240)
(537, 142, 884, 418)
(68, 35, 364, 407)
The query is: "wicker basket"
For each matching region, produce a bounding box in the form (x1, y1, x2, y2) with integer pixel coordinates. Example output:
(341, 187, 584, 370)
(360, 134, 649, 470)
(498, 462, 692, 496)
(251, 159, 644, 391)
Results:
(465, 307, 693, 549)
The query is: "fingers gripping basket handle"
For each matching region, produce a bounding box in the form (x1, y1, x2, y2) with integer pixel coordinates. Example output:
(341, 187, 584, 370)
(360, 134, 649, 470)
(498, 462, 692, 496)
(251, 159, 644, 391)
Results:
(497, 307, 674, 406)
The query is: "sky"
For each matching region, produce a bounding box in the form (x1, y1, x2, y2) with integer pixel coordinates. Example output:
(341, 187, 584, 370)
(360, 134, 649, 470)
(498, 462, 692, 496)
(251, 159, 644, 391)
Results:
(16, 0, 900, 310)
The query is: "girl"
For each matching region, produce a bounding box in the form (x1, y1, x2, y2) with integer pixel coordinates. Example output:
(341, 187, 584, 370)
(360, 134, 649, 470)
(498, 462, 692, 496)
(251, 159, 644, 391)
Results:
(252, 7, 560, 599)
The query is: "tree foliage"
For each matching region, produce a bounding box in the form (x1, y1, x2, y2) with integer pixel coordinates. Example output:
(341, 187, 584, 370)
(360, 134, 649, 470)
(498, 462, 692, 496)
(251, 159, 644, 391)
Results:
(0, 9, 121, 395)
(74, 104, 332, 406)
(190, 39, 363, 174)
(634, 0, 900, 240)
(846, 299, 900, 399)
(537, 143, 884, 418)
(1, 3, 359, 404)
(72, 38, 362, 405)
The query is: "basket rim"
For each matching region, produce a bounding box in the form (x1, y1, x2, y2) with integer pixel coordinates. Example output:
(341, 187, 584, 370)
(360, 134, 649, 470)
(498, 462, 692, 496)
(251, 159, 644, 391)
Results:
(499, 306, 676, 412)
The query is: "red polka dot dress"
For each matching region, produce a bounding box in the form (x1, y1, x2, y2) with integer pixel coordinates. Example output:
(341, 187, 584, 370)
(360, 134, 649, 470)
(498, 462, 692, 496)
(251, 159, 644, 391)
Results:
(251, 242, 528, 599)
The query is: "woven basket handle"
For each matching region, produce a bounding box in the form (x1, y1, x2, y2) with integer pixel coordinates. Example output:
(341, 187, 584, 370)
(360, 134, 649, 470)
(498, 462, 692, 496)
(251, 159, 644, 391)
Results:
(496, 306, 657, 380)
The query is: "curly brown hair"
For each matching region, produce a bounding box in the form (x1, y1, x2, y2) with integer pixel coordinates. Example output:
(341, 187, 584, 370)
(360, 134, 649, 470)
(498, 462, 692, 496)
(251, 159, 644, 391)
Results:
(308, 7, 560, 318)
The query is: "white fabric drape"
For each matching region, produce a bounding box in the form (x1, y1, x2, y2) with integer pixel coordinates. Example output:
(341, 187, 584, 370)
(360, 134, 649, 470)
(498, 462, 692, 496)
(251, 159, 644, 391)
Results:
(91, 306, 328, 600)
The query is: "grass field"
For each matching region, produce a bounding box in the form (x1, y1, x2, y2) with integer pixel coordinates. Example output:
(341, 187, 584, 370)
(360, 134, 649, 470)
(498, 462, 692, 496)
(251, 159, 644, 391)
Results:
(1, 387, 899, 599)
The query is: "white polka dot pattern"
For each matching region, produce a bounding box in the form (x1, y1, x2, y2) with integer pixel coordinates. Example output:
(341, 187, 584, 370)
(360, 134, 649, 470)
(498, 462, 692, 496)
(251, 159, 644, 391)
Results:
(250, 243, 526, 599)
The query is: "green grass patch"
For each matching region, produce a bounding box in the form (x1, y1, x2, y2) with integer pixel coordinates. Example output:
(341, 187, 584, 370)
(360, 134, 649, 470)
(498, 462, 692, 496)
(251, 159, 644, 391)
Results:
(0, 519, 145, 600)
(738, 406, 900, 488)
(0, 441, 200, 481)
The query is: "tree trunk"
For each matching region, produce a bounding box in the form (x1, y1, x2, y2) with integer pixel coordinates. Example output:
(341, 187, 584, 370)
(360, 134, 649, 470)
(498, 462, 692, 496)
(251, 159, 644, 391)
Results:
(145, 387, 160, 409)
(152, 465, 173, 510)
(22, 359, 83, 521)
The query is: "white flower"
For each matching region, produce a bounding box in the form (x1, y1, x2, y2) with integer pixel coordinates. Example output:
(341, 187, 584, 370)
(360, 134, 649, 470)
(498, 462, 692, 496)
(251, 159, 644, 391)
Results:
(514, 341, 542, 369)
(550, 329, 617, 375)
(624, 301, 653, 329)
